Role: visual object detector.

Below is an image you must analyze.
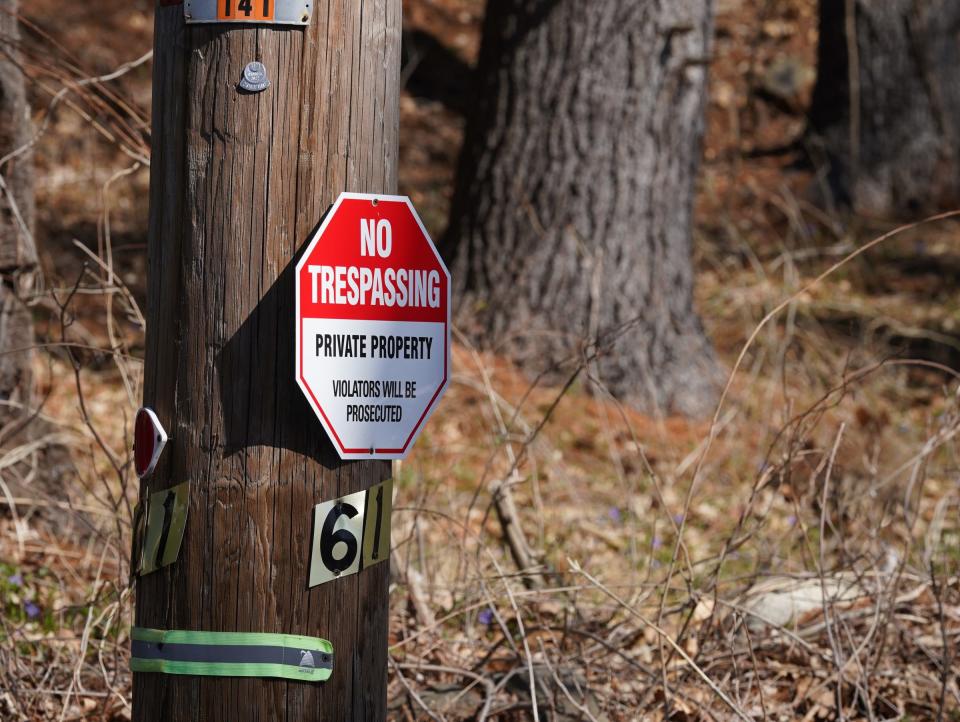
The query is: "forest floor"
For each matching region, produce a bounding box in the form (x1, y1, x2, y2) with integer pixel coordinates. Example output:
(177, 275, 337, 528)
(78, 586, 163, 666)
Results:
(2, 0, 959, 720)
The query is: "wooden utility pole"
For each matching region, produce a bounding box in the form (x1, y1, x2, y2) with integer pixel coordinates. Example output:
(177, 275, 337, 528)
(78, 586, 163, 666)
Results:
(134, 2, 400, 719)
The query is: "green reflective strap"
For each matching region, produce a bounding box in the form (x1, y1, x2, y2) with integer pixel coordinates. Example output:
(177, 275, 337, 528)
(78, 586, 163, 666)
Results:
(132, 627, 333, 650)
(131, 627, 333, 682)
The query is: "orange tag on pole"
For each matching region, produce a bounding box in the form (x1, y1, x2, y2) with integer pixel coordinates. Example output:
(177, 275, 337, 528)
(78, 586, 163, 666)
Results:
(218, 0, 274, 21)
(185, 0, 308, 25)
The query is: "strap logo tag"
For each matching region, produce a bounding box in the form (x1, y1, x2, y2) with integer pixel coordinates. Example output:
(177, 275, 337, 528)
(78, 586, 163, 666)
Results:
(299, 650, 315, 669)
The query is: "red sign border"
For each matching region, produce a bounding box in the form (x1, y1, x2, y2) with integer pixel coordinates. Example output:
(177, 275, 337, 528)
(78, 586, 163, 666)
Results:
(294, 192, 451, 460)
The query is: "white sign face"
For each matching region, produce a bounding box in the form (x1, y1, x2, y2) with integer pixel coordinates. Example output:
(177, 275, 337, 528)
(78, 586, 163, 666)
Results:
(308, 480, 392, 588)
(295, 193, 451, 459)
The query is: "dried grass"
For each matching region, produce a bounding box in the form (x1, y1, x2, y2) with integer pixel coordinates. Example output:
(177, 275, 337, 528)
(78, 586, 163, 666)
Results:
(2, 1, 960, 720)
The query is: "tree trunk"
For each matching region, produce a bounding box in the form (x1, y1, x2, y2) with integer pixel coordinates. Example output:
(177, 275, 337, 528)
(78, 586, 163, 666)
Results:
(809, 0, 960, 217)
(0, 0, 36, 437)
(134, 3, 399, 720)
(440, 0, 719, 416)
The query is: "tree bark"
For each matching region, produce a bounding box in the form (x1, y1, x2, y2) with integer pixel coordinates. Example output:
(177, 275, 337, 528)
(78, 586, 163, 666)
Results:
(809, 0, 960, 217)
(134, 3, 399, 720)
(0, 0, 36, 436)
(440, 0, 720, 416)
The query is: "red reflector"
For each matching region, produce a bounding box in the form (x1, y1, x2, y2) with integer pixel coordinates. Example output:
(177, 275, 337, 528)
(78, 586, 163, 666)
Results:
(134, 407, 168, 478)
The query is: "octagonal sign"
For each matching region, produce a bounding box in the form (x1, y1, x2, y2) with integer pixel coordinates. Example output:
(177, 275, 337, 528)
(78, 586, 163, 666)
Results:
(295, 193, 450, 459)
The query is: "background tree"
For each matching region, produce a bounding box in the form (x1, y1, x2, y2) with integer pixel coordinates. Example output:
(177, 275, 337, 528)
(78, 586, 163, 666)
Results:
(0, 0, 36, 440)
(809, 0, 960, 216)
(440, 0, 720, 416)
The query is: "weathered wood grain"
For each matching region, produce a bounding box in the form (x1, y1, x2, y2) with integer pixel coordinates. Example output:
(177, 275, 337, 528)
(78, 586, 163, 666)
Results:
(135, 2, 400, 719)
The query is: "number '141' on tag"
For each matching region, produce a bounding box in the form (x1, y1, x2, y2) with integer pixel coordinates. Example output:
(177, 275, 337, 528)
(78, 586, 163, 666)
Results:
(308, 479, 392, 588)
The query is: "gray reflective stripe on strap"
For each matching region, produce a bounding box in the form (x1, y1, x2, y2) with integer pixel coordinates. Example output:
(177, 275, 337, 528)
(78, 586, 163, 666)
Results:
(131, 640, 333, 669)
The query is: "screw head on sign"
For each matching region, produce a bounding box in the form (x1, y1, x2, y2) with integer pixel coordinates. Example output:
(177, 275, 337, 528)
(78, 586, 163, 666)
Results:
(239, 62, 270, 93)
(134, 407, 168, 479)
